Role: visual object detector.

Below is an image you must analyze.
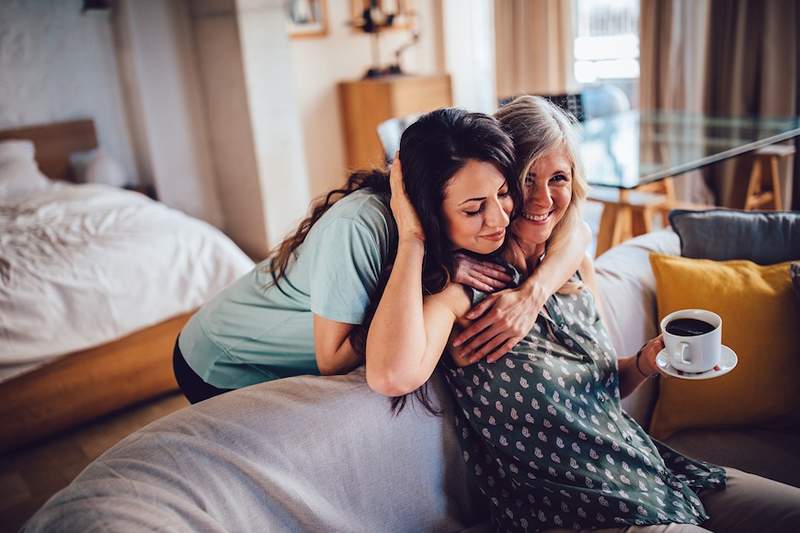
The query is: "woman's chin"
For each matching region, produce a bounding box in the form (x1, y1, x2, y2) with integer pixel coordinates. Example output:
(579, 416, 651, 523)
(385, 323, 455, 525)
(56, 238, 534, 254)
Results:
(467, 239, 505, 255)
(514, 222, 554, 246)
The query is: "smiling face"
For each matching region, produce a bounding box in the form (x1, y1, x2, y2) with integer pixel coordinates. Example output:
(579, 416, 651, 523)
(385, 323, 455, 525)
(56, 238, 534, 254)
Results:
(512, 145, 573, 247)
(440, 159, 514, 255)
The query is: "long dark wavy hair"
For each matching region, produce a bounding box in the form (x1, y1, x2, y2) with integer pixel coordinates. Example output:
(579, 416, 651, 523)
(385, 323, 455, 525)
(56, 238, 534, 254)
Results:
(265, 108, 521, 415)
(364, 108, 521, 415)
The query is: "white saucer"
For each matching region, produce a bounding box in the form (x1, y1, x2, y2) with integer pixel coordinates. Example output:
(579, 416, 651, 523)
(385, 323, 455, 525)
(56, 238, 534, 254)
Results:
(655, 345, 738, 380)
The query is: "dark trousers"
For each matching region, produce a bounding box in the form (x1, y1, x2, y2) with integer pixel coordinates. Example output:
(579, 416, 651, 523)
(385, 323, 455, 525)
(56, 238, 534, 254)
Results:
(173, 336, 232, 404)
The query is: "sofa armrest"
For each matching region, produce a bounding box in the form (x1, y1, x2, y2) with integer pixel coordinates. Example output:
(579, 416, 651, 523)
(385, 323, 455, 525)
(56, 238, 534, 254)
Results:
(594, 230, 680, 427)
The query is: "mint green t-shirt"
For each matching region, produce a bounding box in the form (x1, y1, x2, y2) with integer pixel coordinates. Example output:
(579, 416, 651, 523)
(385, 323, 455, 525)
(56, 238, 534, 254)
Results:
(179, 189, 397, 389)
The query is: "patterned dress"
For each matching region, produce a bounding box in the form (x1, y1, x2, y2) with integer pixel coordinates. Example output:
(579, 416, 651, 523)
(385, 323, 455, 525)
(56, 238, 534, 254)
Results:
(441, 269, 726, 532)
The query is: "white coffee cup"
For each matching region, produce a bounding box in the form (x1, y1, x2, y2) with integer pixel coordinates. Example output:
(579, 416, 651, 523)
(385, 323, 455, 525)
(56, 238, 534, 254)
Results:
(660, 309, 722, 373)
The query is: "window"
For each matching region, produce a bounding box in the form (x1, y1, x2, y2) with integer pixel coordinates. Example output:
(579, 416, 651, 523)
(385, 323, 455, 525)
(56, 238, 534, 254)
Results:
(573, 0, 639, 105)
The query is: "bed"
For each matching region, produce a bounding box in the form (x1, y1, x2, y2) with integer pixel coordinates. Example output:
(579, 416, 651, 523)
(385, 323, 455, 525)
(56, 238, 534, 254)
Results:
(0, 119, 254, 452)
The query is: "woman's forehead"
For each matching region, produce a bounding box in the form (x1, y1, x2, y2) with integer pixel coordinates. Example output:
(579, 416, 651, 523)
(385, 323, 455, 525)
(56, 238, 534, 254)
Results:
(445, 160, 506, 198)
(527, 146, 573, 175)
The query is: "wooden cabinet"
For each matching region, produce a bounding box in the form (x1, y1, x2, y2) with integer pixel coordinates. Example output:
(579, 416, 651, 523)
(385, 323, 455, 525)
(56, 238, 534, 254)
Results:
(338, 74, 452, 169)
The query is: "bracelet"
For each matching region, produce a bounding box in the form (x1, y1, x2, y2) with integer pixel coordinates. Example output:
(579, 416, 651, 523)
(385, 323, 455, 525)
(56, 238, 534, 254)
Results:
(635, 347, 656, 378)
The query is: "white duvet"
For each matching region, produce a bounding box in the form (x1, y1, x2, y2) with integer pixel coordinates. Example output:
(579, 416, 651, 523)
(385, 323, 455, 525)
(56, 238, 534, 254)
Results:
(0, 182, 254, 379)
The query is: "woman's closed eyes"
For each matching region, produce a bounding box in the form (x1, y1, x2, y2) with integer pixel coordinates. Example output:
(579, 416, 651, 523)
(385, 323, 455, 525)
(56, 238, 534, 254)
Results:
(463, 186, 511, 216)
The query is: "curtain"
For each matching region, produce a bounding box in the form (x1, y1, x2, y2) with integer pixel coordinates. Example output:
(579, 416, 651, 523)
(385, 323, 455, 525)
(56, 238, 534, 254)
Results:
(704, 0, 798, 208)
(494, 0, 572, 100)
(639, 0, 715, 204)
(641, 0, 799, 208)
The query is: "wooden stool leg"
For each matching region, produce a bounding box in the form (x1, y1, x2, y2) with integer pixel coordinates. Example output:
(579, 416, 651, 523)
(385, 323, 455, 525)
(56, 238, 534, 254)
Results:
(617, 207, 633, 242)
(769, 155, 783, 210)
(596, 204, 618, 258)
(745, 158, 762, 210)
(631, 206, 653, 236)
(596, 204, 633, 257)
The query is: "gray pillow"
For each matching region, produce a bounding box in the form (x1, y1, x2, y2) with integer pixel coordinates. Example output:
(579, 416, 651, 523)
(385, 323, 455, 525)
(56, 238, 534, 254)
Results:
(669, 209, 800, 264)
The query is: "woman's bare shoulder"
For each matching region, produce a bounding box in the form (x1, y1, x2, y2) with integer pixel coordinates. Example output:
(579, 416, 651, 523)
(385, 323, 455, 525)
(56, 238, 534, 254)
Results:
(426, 282, 473, 319)
(577, 252, 597, 285)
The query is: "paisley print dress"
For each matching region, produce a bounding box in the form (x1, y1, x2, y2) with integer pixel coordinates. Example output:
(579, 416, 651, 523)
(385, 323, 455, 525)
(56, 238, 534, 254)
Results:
(441, 270, 726, 532)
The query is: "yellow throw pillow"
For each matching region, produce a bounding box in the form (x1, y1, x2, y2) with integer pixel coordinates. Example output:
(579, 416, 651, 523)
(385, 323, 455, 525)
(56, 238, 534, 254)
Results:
(648, 254, 800, 440)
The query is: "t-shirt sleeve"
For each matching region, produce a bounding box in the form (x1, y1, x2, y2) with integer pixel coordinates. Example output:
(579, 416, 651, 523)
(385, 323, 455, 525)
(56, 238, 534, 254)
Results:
(309, 217, 385, 324)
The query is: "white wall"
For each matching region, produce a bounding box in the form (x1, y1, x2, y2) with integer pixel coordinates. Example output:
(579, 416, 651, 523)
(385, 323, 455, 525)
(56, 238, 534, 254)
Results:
(188, 0, 312, 258)
(442, 0, 496, 113)
(0, 0, 137, 182)
(114, 0, 224, 227)
(237, 0, 312, 248)
(289, 0, 443, 198)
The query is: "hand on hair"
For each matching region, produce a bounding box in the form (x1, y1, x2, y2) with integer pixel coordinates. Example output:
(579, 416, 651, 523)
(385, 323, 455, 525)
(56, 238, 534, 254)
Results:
(453, 253, 513, 293)
(388, 156, 425, 243)
(450, 283, 547, 364)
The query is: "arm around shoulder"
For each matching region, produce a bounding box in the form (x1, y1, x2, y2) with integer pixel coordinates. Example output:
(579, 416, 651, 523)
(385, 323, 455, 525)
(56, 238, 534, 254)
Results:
(366, 276, 468, 397)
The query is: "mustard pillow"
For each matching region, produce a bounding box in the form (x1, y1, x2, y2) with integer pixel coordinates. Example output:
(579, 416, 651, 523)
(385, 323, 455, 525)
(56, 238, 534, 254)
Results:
(648, 254, 800, 440)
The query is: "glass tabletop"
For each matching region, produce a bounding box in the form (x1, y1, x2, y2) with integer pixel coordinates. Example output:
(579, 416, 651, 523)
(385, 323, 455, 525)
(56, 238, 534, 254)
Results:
(578, 111, 800, 189)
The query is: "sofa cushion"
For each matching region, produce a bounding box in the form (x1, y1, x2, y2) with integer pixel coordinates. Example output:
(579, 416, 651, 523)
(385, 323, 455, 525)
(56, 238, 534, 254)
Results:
(648, 254, 800, 440)
(665, 428, 800, 489)
(668, 208, 800, 264)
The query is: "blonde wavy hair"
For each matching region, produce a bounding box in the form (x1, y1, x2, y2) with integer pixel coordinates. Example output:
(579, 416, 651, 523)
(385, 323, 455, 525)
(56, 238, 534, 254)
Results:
(495, 95, 589, 293)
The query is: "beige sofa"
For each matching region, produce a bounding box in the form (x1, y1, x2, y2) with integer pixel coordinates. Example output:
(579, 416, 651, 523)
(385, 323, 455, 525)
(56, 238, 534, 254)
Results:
(25, 230, 799, 532)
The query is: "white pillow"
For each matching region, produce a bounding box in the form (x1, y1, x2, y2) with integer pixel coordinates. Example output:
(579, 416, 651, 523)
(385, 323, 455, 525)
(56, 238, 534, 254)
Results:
(0, 140, 50, 202)
(0, 139, 35, 164)
(70, 148, 127, 187)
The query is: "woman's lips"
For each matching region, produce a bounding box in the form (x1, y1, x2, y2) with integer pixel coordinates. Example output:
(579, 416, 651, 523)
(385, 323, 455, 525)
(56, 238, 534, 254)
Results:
(522, 210, 554, 224)
(480, 229, 506, 242)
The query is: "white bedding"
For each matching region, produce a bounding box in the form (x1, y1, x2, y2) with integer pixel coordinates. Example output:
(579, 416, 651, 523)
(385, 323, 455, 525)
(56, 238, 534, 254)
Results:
(0, 181, 254, 379)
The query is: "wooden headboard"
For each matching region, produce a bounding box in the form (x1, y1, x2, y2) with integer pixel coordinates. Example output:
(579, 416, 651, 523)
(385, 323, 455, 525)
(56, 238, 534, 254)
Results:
(0, 119, 97, 181)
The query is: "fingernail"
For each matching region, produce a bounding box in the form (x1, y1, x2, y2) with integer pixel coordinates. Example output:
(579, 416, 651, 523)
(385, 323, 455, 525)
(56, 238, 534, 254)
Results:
(453, 339, 462, 347)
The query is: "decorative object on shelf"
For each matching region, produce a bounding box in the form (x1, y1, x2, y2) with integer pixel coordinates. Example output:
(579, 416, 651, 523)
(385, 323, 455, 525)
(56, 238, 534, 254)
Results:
(286, 0, 328, 39)
(391, 30, 420, 75)
(348, 0, 417, 78)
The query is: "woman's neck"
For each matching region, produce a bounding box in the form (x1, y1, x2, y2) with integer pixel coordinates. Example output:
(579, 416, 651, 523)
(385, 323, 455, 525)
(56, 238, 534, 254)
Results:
(504, 232, 546, 275)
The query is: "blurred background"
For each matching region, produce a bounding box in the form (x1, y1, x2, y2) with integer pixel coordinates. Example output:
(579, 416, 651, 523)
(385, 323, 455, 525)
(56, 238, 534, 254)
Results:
(1, 0, 797, 257)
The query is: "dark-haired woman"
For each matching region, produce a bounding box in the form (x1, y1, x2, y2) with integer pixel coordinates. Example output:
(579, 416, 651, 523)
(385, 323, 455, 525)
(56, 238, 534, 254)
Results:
(173, 108, 589, 404)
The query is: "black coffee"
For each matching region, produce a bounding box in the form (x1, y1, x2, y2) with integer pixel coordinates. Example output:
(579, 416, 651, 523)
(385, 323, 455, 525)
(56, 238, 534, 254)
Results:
(665, 318, 716, 337)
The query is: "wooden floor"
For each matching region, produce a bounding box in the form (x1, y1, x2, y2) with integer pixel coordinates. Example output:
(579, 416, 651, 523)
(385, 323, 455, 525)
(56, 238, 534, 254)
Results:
(0, 392, 189, 532)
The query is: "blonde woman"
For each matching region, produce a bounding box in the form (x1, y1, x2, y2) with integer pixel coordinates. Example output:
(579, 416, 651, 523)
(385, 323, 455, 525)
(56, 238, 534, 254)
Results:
(367, 97, 800, 532)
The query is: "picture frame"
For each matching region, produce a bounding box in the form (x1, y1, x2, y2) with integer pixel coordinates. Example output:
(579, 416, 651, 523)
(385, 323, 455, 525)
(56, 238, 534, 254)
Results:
(349, 0, 415, 31)
(286, 0, 328, 39)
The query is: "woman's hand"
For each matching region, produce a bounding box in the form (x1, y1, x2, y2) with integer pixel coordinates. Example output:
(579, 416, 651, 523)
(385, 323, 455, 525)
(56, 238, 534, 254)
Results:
(619, 334, 665, 398)
(388, 156, 425, 243)
(453, 253, 514, 293)
(450, 282, 547, 365)
(636, 335, 665, 377)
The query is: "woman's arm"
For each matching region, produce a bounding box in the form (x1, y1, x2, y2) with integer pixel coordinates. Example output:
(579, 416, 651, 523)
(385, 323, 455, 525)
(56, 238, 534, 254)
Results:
(366, 256, 466, 396)
(578, 253, 663, 399)
(452, 215, 591, 364)
(313, 316, 361, 375)
(365, 159, 468, 396)
(617, 340, 662, 399)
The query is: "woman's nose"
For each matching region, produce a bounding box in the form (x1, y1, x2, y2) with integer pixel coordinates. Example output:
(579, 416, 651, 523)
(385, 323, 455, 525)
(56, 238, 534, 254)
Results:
(485, 197, 510, 228)
(527, 184, 553, 210)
